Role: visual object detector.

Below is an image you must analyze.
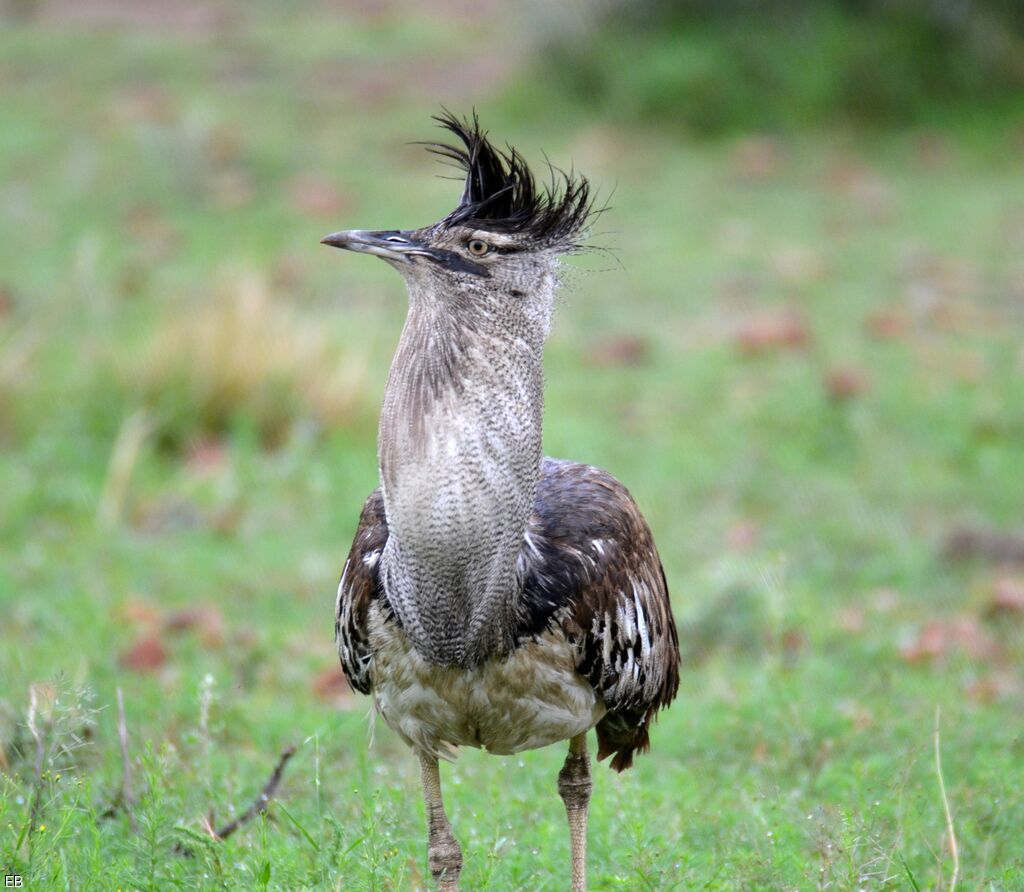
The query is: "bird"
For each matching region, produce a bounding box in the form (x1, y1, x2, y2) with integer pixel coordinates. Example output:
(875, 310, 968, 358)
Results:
(323, 112, 679, 892)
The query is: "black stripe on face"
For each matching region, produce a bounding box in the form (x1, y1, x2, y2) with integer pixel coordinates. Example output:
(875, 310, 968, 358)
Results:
(430, 249, 490, 277)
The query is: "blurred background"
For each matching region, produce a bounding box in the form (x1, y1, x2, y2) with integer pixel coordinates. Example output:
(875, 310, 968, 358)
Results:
(1, 1, 1023, 888)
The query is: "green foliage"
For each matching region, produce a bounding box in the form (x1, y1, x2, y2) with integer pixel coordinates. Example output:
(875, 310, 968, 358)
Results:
(540, 0, 1024, 133)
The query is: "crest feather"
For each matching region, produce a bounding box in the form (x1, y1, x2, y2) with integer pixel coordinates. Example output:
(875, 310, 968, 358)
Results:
(426, 110, 595, 248)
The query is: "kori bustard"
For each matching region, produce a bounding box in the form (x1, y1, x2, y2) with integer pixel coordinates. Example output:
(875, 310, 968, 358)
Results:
(324, 112, 679, 892)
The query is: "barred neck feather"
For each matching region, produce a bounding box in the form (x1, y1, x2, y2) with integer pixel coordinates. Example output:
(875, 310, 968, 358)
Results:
(377, 278, 547, 668)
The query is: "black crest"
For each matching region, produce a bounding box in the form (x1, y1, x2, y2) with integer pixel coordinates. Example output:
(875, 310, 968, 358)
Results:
(427, 111, 596, 248)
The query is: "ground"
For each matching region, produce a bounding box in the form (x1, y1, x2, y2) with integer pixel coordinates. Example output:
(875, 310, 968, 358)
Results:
(1, 3, 1023, 890)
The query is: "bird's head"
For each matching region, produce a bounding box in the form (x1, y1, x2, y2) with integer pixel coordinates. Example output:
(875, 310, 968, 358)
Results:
(321, 112, 596, 330)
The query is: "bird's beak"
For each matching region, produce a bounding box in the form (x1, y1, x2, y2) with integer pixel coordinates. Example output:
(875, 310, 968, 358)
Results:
(319, 229, 434, 263)
(320, 228, 490, 277)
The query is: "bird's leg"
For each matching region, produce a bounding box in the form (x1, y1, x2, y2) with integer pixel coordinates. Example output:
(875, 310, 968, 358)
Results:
(558, 733, 592, 892)
(419, 754, 462, 891)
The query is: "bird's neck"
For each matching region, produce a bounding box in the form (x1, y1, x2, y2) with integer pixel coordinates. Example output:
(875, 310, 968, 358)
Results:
(377, 292, 545, 667)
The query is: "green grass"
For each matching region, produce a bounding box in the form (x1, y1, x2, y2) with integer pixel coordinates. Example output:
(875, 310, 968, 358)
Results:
(2, 4, 1023, 889)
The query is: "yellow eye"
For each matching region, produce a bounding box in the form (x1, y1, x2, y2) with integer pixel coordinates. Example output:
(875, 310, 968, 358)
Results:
(467, 238, 490, 256)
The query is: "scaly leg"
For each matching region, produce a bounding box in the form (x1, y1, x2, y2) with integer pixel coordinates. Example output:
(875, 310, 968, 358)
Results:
(419, 754, 462, 891)
(558, 733, 592, 892)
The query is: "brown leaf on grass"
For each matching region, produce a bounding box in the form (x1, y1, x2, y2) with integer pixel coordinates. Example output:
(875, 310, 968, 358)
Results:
(164, 606, 225, 647)
(943, 527, 1024, 565)
(781, 628, 806, 660)
(122, 203, 180, 261)
(725, 520, 760, 552)
(729, 135, 787, 182)
(864, 308, 908, 341)
(118, 599, 162, 629)
(837, 606, 866, 634)
(312, 665, 354, 708)
(119, 634, 168, 673)
(824, 366, 870, 401)
(0, 283, 15, 317)
(582, 334, 650, 368)
(185, 438, 230, 477)
(986, 576, 1024, 617)
(204, 123, 245, 167)
(837, 699, 875, 731)
(43, 1, 236, 35)
(952, 351, 987, 384)
(914, 132, 952, 170)
(965, 671, 1022, 704)
(823, 157, 895, 220)
(284, 173, 351, 217)
(734, 311, 809, 355)
(900, 615, 998, 665)
(107, 85, 178, 126)
(716, 271, 762, 302)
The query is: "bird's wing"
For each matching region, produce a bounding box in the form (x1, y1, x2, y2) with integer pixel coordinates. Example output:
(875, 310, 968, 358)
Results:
(517, 458, 680, 771)
(335, 488, 389, 695)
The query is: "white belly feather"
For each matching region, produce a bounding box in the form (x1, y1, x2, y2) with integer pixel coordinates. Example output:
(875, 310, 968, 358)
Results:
(368, 605, 605, 758)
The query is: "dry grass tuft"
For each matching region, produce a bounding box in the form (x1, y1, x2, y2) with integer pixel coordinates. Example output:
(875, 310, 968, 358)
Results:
(124, 272, 368, 449)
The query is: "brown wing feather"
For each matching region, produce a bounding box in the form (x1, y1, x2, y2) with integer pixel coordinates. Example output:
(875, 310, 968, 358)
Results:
(517, 458, 680, 771)
(337, 461, 680, 769)
(335, 489, 389, 695)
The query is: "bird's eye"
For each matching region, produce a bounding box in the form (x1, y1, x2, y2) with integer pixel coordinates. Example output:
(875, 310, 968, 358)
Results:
(466, 238, 490, 256)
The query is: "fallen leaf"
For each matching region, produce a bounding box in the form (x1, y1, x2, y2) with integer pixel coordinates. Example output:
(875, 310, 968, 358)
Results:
(164, 606, 225, 647)
(824, 366, 870, 401)
(837, 699, 875, 731)
(734, 311, 809, 355)
(108, 85, 178, 126)
(943, 527, 1024, 565)
(729, 136, 787, 182)
(781, 628, 806, 660)
(582, 334, 650, 368)
(900, 615, 998, 664)
(914, 132, 952, 170)
(823, 157, 894, 220)
(122, 203, 180, 261)
(312, 665, 354, 708)
(186, 438, 230, 477)
(118, 599, 162, 628)
(204, 123, 245, 167)
(716, 271, 762, 302)
(725, 520, 759, 552)
(119, 634, 168, 673)
(864, 308, 908, 341)
(837, 606, 865, 634)
(0, 283, 15, 317)
(987, 575, 1024, 617)
(966, 671, 1022, 704)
